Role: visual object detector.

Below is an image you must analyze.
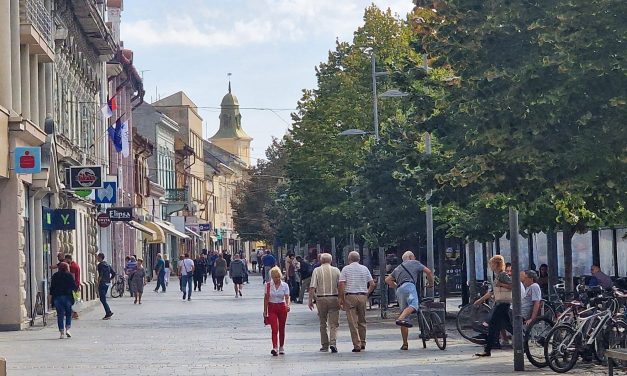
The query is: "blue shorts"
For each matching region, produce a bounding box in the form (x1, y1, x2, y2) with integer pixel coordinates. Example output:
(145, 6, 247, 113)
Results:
(396, 282, 420, 312)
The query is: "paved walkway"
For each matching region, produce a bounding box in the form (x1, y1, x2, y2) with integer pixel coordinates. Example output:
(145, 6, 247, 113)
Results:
(0, 275, 607, 375)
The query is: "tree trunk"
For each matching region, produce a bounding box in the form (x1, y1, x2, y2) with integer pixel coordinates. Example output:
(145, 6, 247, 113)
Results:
(562, 225, 575, 293)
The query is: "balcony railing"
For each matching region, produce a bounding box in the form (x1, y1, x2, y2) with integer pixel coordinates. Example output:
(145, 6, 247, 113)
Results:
(20, 0, 53, 49)
(165, 188, 188, 203)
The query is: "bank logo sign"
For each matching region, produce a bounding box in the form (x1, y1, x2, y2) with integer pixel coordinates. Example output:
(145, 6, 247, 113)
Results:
(42, 208, 76, 231)
(68, 166, 103, 190)
(14, 147, 41, 174)
(106, 207, 133, 221)
(95, 181, 117, 204)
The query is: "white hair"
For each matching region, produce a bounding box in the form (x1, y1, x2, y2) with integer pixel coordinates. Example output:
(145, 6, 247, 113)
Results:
(320, 253, 332, 264)
(402, 251, 416, 261)
(348, 251, 360, 263)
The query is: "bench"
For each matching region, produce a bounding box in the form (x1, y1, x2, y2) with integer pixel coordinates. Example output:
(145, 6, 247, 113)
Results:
(607, 349, 627, 376)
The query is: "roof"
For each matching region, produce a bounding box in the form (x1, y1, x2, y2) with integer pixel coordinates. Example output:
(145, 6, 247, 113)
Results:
(209, 84, 252, 140)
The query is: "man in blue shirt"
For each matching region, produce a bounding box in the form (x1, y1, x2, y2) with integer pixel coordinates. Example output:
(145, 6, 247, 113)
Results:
(261, 250, 276, 283)
(154, 253, 166, 293)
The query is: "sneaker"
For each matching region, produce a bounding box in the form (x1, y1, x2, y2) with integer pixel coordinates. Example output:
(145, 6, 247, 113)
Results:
(271, 349, 278, 356)
(330, 345, 338, 353)
(319, 347, 329, 352)
(59, 332, 64, 339)
(351, 348, 361, 353)
(279, 347, 285, 355)
(103, 312, 113, 320)
(65, 329, 72, 338)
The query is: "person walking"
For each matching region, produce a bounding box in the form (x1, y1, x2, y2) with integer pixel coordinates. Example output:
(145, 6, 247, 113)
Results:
(229, 254, 247, 297)
(193, 254, 206, 292)
(64, 254, 81, 319)
(130, 259, 147, 304)
(385, 251, 434, 350)
(251, 250, 258, 273)
(178, 253, 195, 301)
(177, 255, 184, 293)
(209, 251, 218, 289)
(213, 253, 227, 291)
(308, 253, 341, 353)
(261, 250, 276, 283)
(264, 266, 291, 356)
(475, 255, 512, 357)
(49, 262, 77, 338)
(285, 254, 299, 303)
(96, 253, 115, 320)
(297, 256, 313, 304)
(126, 256, 138, 298)
(154, 253, 166, 293)
(164, 256, 171, 287)
(339, 251, 376, 352)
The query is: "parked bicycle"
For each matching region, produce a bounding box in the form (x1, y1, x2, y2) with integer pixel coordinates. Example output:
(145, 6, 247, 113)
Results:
(110, 274, 125, 298)
(417, 297, 447, 350)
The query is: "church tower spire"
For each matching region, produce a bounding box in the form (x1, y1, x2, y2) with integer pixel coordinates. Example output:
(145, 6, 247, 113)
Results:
(209, 79, 252, 166)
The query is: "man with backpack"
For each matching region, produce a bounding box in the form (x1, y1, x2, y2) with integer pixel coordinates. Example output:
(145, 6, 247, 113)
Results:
(96, 253, 115, 320)
(385, 251, 434, 350)
(297, 256, 313, 304)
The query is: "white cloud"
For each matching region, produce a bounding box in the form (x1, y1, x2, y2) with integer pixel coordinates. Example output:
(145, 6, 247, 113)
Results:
(121, 0, 415, 48)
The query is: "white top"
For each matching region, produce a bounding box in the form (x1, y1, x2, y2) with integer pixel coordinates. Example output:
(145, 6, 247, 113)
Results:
(267, 281, 290, 304)
(179, 258, 194, 276)
(339, 262, 374, 294)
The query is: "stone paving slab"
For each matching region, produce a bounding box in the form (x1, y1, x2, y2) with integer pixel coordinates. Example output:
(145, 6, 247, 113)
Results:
(0, 275, 612, 376)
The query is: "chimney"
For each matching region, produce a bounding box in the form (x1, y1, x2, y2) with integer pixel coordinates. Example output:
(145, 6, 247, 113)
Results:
(107, 0, 123, 45)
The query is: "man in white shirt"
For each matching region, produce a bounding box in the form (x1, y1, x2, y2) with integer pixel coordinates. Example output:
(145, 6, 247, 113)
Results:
(339, 251, 376, 352)
(178, 253, 195, 301)
(521, 270, 542, 325)
(308, 253, 341, 353)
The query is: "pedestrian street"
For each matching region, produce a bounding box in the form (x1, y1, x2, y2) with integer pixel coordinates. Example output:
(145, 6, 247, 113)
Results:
(0, 275, 606, 376)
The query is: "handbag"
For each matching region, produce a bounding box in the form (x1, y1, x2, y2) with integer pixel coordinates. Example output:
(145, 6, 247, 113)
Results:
(493, 285, 512, 303)
(264, 282, 271, 325)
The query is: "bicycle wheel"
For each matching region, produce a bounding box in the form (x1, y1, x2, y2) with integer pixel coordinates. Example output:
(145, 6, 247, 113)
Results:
(544, 324, 579, 373)
(524, 316, 553, 368)
(429, 311, 447, 350)
(595, 320, 627, 366)
(111, 281, 123, 298)
(540, 299, 556, 321)
(456, 303, 490, 344)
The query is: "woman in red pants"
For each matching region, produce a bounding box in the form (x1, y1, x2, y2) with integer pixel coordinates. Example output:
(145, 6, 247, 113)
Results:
(263, 266, 291, 356)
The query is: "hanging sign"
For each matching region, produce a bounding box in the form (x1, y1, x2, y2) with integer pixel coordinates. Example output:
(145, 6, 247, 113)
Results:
(68, 166, 103, 190)
(106, 207, 133, 221)
(14, 147, 41, 174)
(96, 212, 112, 228)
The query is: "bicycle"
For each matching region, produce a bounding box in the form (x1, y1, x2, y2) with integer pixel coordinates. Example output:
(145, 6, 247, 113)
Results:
(544, 298, 627, 373)
(417, 297, 447, 350)
(29, 291, 48, 327)
(110, 274, 125, 298)
(456, 281, 492, 345)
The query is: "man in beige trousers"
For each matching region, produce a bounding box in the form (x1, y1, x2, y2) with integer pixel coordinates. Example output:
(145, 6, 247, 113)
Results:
(339, 251, 376, 352)
(308, 253, 341, 353)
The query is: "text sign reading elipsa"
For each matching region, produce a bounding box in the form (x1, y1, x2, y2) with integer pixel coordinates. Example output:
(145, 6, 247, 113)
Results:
(68, 166, 103, 190)
(106, 207, 133, 221)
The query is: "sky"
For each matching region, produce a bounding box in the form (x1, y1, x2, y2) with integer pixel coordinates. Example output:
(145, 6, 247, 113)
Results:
(120, 0, 416, 164)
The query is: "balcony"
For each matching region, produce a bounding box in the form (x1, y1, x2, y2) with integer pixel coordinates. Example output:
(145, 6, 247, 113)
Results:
(165, 188, 188, 203)
(19, 0, 54, 62)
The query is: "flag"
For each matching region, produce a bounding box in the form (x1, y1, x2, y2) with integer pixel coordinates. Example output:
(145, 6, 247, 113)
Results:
(121, 121, 130, 158)
(107, 117, 123, 153)
(100, 95, 117, 119)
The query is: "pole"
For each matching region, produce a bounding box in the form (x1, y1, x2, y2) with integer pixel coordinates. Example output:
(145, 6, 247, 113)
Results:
(370, 53, 380, 142)
(468, 241, 477, 300)
(547, 231, 559, 301)
(331, 237, 336, 266)
(425, 132, 434, 298)
(378, 246, 387, 318)
(509, 207, 524, 371)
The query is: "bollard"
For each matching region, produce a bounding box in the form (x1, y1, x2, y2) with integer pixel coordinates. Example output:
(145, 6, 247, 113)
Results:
(0, 356, 6, 376)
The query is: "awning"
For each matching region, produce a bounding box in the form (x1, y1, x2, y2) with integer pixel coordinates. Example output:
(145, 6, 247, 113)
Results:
(156, 220, 190, 239)
(143, 221, 166, 244)
(127, 220, 157, 237)
(185, 226, 202, 239)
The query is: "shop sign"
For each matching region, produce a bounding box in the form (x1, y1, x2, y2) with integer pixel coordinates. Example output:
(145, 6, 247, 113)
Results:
(14, 147, 41, 174)
(96, 212, 112, 228)
(41, 208, 76, 230)
(68, 166, 103, 190)
(199, 223, 212, 232)
(106, 207, 133, 221)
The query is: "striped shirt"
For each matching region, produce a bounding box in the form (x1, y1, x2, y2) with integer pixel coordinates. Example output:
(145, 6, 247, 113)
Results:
(339, 262, 374, 294)
(310, 263, 341, 296)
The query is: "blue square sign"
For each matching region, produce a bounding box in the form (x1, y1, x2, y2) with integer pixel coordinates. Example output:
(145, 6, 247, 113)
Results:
(14, 147, 41, 174)
(95, 181, 117, 204)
